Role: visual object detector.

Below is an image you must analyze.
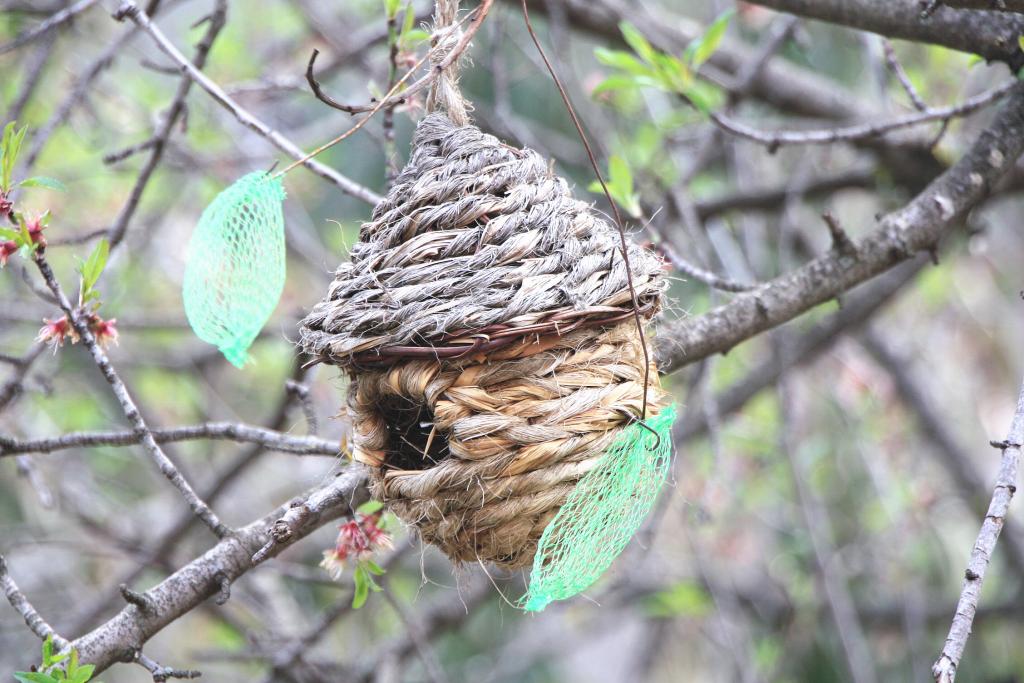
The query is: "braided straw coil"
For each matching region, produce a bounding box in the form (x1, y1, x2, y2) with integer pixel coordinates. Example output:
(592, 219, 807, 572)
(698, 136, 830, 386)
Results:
(299, 113, 669, 568)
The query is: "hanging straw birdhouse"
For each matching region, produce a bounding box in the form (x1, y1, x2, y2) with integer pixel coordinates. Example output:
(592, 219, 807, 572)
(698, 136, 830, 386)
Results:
(299, 0, 676, 610)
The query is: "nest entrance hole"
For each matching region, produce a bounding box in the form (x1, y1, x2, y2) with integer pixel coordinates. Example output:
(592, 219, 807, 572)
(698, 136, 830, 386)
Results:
(374, 395, 450, 471)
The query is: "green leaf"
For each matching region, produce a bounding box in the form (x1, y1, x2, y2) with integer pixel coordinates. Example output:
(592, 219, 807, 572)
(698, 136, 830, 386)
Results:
(383, 0, 401, 19)
(589, 156, 642, 219)
(14, 673, 60, 683)
(682, 80, 725, 115)
(357, 500, 384, 515)
(608, 155, 633, 192)
(363, 559, 386, 576)
(42, 634, 54, 665)
(688, 9, 734, 69)
(401, 2, 416, 33)
(79, 238, 109, 292)
(399, 28, 429, 47)
(619, 22, 657, 65)
(643, 580, 711, 618)
(652, 52, 692, 92)
(352, 565, 370, 609)
(1018, 34, 1024, 52)
(591, 74, 639, 96)
(20, 176, 66, 192)
(19, 215, 32, 246)
(68, 665, 94, 683)
(594, 48, 651, 77)
(966, 53, 984, 68)
(1, 121, 12, 156)
(1, 121, 28, 192)
(0, 226, 20, 241)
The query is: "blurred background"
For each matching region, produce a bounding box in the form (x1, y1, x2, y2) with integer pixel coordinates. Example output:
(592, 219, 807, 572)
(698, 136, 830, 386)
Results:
(2, 0, 1024, 681)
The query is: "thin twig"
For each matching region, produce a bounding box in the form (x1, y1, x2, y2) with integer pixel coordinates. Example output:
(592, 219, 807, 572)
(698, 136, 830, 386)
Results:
(69, 465, 369, 674)
(7, 31, 57, 123)
(285, 0, 494, 176)
(0, 0, 100, 56)
(0, 554, 69, 649)
(284, 379, 319, 436)
(106, 0, 227, 248)
(102, 137, 158, 165)
(881, 39, 951, 148)
(655, 83, 1024, 374)
(934, 0, 1023, 11)
(0, 342, 46, 412)
(776, 337, 879, 683)
(23, 0, 171, 171)
(63, 362, 314, 636)
(250, 465, 370, 564)
(304, 0, 495, 117)
(32, 250, 229, 537)
(135, 652, 202, 681)
(860, 329, 1024, 574)
(258, 544, 412, 682)
(881, 39, 927, 111)
(932, 377, 1024, 682)
(0, 421, 341, 457)
(111, 0, 382, 205)
(707, 80, 1016, 149)
(652, 232, 755, 292)
(381, 585, 449, 683)
(383, 5, 401, 183)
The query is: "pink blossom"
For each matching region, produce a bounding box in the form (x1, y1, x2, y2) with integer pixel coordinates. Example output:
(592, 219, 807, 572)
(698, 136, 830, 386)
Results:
(24, 214, 46, 247)
(0, 241, 17, 267)
(319, 512, 392, 580)
(36, 317, 77, 352)
(88, 314, 118, 348)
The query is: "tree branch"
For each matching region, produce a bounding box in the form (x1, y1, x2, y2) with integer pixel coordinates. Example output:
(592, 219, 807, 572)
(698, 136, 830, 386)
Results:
(0, 554, 69, 650)
(937, 0, 1024, 10)
(70, 465, 368, 674)
(0, 422, 341, 458)
(674, 257, 927, 443)
(105, 0, 227, 248)
(654, 83, 1024, 374)
(111, 0, 383, 206)
(0, 0, 99, 56)
(860, 329, 1024, 575)
(32, 251, 229, 537)
(706, 80, 1015, 148)
(744, 0, 1024, 69)
(931, 377, 1024, 682)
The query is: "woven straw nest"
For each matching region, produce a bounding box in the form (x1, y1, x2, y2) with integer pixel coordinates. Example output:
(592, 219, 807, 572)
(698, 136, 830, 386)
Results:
(300, 113, 669, 568)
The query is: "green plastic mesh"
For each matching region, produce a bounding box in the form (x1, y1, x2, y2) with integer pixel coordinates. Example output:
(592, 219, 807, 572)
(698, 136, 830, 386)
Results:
(183, 171, 286, 368)
(523, 403, 677, 611)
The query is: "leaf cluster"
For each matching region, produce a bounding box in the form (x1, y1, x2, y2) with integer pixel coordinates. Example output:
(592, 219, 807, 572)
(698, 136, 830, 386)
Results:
(593, 11, 733, 113)
(76, 239, 109, 308)
(2, 121, 66, 196)
(14, 636, 97, 683)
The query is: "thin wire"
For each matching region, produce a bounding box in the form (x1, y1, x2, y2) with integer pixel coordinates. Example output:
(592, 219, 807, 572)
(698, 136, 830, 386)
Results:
(519, 0, 654, 423)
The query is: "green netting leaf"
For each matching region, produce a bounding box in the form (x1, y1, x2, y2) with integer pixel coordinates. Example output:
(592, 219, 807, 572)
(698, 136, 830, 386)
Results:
(183, 171, 286, 368)
(523, 403, 677, 611)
